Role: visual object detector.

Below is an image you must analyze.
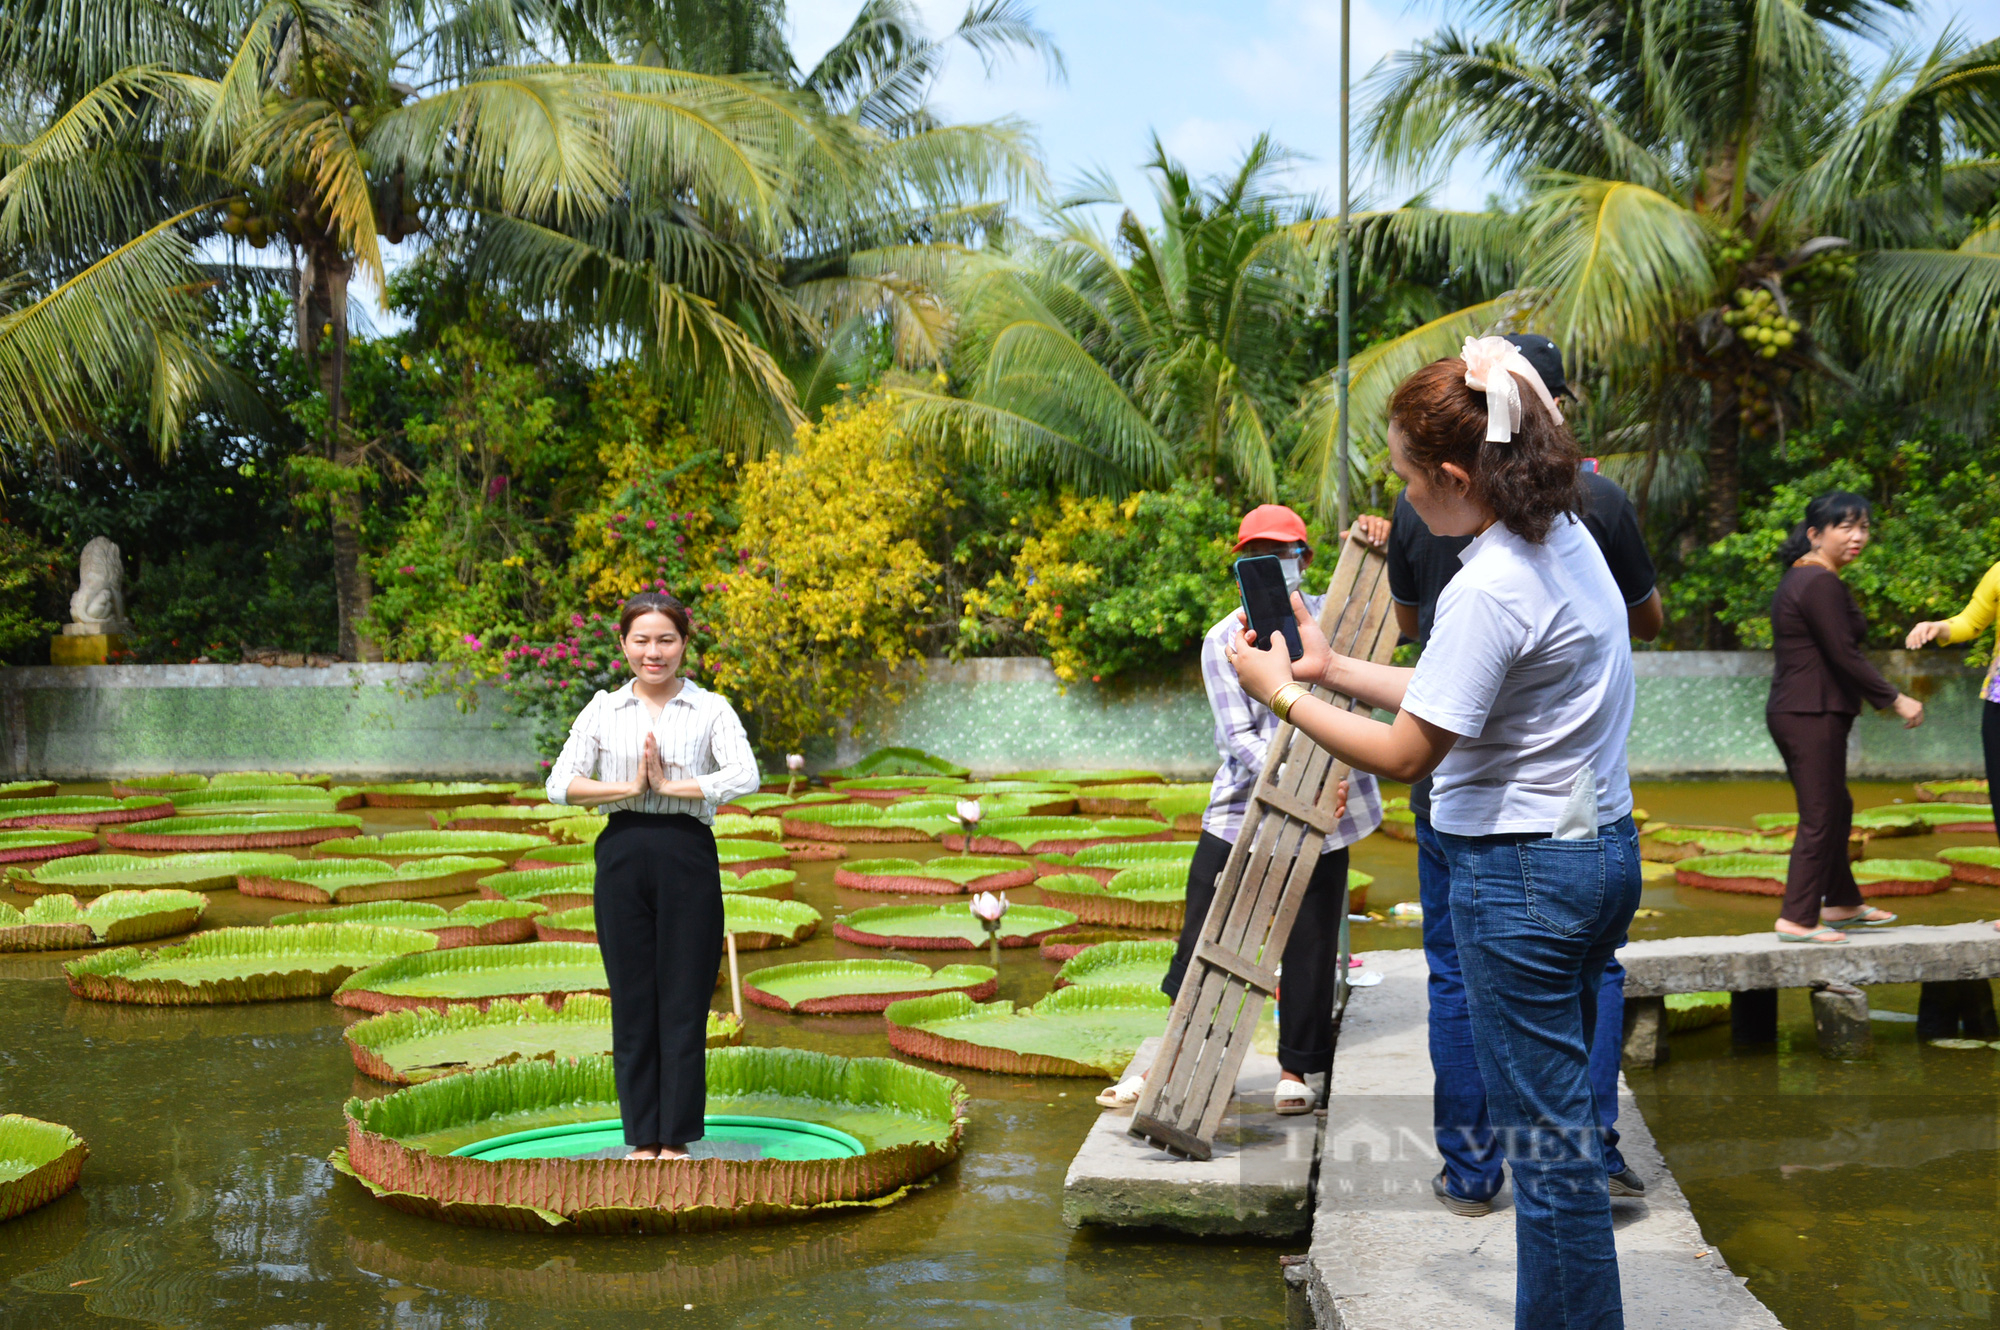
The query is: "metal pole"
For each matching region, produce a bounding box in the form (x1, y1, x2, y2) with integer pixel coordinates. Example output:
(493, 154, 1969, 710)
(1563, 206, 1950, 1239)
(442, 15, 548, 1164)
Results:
(1336, 0, 1352, 534)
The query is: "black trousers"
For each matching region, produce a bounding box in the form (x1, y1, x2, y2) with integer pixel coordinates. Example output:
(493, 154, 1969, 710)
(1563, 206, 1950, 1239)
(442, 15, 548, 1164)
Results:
(1767, 710, 1862, 927)
(594, 811, 723, 1148)
(1985, 701, 2000, 811)
(1160, 831, 1350, 1076)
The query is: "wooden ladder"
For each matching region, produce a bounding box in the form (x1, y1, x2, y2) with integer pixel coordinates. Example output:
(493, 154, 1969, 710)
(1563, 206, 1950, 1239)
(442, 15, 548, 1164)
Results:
(1130, 534, 1398, 1159)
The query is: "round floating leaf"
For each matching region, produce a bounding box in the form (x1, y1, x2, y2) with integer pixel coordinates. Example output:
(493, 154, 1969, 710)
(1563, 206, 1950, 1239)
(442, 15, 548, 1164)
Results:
(271, 899, 545, 948)
(476, 865, 594, 910)
(1665, 991, 1731, 1033)
(1674, 854, 1791, 894)
(742, 959, 997, 1014)
(358, 782, 524, 809)
(0, 830, 100, 865)
(513, 842, 595, 871)
(1940, 846, 2000, 885)
(334, 941, 608, 1015)
(169, 786, 339, 815)
(105, 812, 363, 851)
(1054, 939, 1176, 989)
(1036, 869, 1185, 930)
(239, 856, 507, 904)
(109, 774, 206, 797)
(712, 814, 783, 841)
(1917, 779, 1989, 804)
(780, 805, 941, 843)
(343, 994, 741, 1084)
(1908, 803, 1995, 832)
(1851, 858, 1954, 894)
(833, 903, 1075, 950)
(1379, 797, 1417, 842)
(833, 857, 1033, 895)
(1040, 929, 1172, 962)
(0, 1114, 87, 1222)
(0, 795, 172, 830)
(886, 795, 1041, 822)
(317, 831, 546, 865)
(210, 771, 332, 788)
(431, 804, 567, 832)
(948, 816, 1175, 855)
(721, 869, 796, 899)
(715, 839, 790, 870)
(885, 984, 1170, 1077)
(0, 889, 208, 950)
(66, 923, 439, 1004)
(548, 815, 607, 844)
(531, 906, 599, 942)
(828, 776, 958, 795)
(725, 896, 821, 949)
(1033, 841, 1197, 883)
(0, 779, 60, 799)
(1075, 783, 1209, 817)
(1001, 769, 1164, 787)
(1640, 825, 1793, 862)
(823, 747, 969, 780)
(727, 792, 846, 816)
(13, 851, 298, 896)
(331, 1046, 967, 1231)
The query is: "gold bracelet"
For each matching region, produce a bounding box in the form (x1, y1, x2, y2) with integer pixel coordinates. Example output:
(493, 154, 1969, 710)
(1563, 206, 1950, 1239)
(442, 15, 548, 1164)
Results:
(1268, 682, 1311, 722)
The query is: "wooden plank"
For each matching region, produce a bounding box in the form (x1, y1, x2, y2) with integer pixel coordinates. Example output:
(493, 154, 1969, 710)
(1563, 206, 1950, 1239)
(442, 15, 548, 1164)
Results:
(1130, 534, 1397, 1159)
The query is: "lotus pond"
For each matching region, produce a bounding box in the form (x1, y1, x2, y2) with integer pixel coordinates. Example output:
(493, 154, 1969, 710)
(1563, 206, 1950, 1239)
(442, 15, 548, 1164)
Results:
(1, 778, 1997, 1328)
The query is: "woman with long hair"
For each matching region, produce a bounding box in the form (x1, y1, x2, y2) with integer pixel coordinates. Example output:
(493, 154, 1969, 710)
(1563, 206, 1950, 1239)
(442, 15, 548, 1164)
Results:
(544, 591, 759, 1159)
(1226, 340, 1639, 1328)
(1767, 493, 1925, 942)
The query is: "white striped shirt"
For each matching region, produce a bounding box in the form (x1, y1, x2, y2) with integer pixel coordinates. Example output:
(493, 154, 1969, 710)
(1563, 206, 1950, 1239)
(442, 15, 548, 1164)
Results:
(544, 679, 761, 823)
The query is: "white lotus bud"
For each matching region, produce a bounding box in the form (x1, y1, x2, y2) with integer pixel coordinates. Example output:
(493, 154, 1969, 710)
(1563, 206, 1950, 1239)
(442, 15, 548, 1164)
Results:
(970, 891, 1008, 922)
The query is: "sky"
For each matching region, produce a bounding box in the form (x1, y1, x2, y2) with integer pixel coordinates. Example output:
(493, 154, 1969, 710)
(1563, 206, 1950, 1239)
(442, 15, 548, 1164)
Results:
(788, 0, 2000, 223)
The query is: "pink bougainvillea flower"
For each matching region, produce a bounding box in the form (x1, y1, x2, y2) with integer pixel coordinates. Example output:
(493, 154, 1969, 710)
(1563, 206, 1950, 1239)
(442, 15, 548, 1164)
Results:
(462, 634, 483, 649)
(643, 518, 657, 530)
(398, 566, 416, 575)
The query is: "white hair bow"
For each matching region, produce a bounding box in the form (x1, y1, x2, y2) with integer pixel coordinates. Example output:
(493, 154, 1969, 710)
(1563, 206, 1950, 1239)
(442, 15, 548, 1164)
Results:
(1460, 336, 1559, 444)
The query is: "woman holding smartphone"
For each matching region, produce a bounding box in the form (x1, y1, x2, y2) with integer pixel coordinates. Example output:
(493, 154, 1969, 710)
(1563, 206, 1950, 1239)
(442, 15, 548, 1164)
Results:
(545, 591, 759, 1160)
(1227, 341, 1639, 1329)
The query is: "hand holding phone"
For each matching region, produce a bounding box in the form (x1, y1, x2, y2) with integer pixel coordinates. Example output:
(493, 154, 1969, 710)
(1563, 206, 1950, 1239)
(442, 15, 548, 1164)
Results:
(1234, 556, 1303, 661)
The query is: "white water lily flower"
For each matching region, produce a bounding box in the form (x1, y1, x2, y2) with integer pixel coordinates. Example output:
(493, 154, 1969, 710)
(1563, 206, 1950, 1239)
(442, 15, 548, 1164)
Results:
(785, 753, 805, 772)
(969, 891, 1008, 922)
(953, 798, 983, 826)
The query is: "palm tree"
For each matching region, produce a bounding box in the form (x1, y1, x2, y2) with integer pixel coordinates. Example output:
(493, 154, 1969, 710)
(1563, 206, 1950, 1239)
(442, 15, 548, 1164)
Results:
(1336, 0, 2000, 549)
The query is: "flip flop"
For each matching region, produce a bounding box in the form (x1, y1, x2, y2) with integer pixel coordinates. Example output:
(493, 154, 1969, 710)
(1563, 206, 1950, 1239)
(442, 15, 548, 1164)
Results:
(1823, 908, 1897, 928)
(1275, 1080, 1317, 1115)
(1095, 1073, 1146, 1110)
(1777, 925, 1848, 944)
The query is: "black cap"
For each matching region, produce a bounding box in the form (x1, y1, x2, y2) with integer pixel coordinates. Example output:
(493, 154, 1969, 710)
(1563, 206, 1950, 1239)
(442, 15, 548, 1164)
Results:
(1502, 333, 1571, 398)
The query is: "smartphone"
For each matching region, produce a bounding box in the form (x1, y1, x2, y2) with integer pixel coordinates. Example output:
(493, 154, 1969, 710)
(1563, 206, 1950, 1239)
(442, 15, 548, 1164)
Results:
(1234, 555, 1303, 661)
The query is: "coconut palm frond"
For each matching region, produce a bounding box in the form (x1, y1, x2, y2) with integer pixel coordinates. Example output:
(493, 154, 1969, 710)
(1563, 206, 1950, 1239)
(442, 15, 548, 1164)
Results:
(1853, 243, 2000, 382)
(1523, 175, 1717, 364)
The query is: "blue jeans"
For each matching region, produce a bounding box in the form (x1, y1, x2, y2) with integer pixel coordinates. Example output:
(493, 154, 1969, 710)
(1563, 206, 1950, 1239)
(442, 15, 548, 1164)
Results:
(1418, 817, 1630, 1197)
(1436, 816, 1641, 1330)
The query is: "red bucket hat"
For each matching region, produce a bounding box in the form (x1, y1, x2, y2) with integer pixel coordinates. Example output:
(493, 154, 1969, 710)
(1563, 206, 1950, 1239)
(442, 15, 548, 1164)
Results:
(1232, 504, 1310, 552)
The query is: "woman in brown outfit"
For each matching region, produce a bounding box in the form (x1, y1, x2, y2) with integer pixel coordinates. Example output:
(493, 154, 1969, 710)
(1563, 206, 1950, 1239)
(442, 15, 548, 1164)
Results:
(1768, 490, 1926, 942)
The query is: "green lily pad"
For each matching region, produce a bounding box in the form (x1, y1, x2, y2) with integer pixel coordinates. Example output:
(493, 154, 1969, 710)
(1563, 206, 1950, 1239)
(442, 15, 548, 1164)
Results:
(1074, 783, 1209, 817)
(316, 830, 547, 865)
(823, 747, 970, 780)
(1908, 804, 1995, 831)
(886, 795, 1041, 822)
(530, 905, 599, 942)
(1664, 991, 1732, 1033)
(333, 940, 608, 1015)
(0, 1114, 88, 1222)
(512, 842, 595, 870)
(546, 814, 606, 843)
(169, 785, 340, 814)
(715, 838, 790, 868)
(1054, 939, 1176, 990)
(357, 782, 523, 809)
(1034, 841, 1197, 882)
(12, 851, 299, 896)
(1001, 769, 1164, 787)
(342, 994, 741, 1084)
(712, 814, 783, 840)
(0, 795, 172, 830)
(828, 776, 959, 794)
(1940, 846, 2000, 885)
(1851, 859, 1953, 893)
(721, 868, 797, 898)
(833, 902, 1076, 950)
(780, 804, 943, 842)
(1036, 869, 1186, 930)
(270, 899, 545, 948)
(1674, 853, 1790, 893)
(1641, 825, 1794, 861)
(209, 771, 332, 788)
(742, 959, 997, 1014)
(1917, 779, 1989, 803)
(330, 1047, 967, 1231)
(833, 857, 1035, 894)
(729, 791, 846, 816)
(0, 890, 208, 950)
(0, 829, 108, 866)
(104, 812, 363, 851)
(109, 775, 206, 797)
(431, 804, 567, 831)
(725, 896, 822, 949)
(238, 856, 507, 904)
(952, 816, 1174, 854)
(475, 865, 595, 909)
(885, 984, 1170, 1077)
(66, 923, 438, 1004)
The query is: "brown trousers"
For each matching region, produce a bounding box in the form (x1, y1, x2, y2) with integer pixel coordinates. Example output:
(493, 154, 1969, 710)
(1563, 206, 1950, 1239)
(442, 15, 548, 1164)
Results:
(1766, 710, 1863, 926)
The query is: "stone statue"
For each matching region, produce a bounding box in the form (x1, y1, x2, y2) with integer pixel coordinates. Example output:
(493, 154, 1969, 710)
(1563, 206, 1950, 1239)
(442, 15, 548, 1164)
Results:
(63, 537, 134, 637)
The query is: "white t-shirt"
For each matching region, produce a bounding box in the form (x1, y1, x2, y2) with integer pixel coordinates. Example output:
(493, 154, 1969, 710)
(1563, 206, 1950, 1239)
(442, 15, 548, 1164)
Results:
(1400, 515, 1635, 837)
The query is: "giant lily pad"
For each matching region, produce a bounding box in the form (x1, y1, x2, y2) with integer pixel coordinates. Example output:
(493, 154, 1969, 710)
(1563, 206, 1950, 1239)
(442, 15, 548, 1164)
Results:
(512, 842, 595, 871)
(1851, 859, 1954, 893)
(169, 785, 339, 815)
(1640, 825, 1794, 862)
(1053, 939, 1176, 990)
(431, 804, 566, 833)
(1034, 841, 1197, 884)
(531, 906, 599, 942)
(1753, 807, 1912, 838)
(827, 776, 959, 800)
(724, 791, 846, 817)
(885, 984, 1170, 1077)
(331, 1046, 967, 1231)
(712, 814, 783, 841)
(109, 774, 206, 798)
(1379, 796, 1417, 843)
(66, 923, 438, 1004)
(823, 747, 969, 780)
(780, 804, 940, 843)
(239, 856, 506, 904)
(1673, 854, 1789, 894)
(0, 1115, 87, 1222)
(476, 865, 594, 910)
(1918, 779, 1989, 804)
(1908, 804, 1996, 833)
(1001, 769, 1164, 787)
(343, 994, 741, 1085)
(833, 856, 1033, 895)
(210, 771, 333, 788)
(742, 959, 996, 1014)
(0, 795, 172, 830)
(358, 782, 523, 809)
(1666, 991, 1732, 1033)
(272, 900, 545, 949)
(316, 830, 547, 866)
(721, 869, 797, 899)
(104, 812, 363, 851)
(334, 941, 608, 1015)
(13, 851, 298, 896)
(0, 779, 59, 799)
(715, 839, 789, 872)
(945, 816, 1175, 855)
(1940, 847, 2000, 885)
(1040, 929, 1173, 962)
(930, 782, 1079, 815)
(1074, 783, 1210, 818)
(833, 902, 1075, 950)
(726, 897, 821, 949)
(0, 890, 208, 951)
(548, 814, 607, 844)
(1036, 869, 1185, 931)
(0, 830, 99, 865)
(1148, 789, 1208, 832)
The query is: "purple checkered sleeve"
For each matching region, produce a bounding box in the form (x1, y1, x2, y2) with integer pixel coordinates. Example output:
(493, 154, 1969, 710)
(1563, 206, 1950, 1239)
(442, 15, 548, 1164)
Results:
(1197, 596, 1383, 851)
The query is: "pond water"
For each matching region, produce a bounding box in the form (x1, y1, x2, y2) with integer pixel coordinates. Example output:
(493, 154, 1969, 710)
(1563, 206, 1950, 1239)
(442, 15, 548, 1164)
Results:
(1, 779, 1992, 1328)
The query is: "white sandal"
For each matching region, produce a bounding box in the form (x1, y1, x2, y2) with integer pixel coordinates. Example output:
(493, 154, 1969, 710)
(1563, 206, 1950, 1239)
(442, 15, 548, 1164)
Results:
(1095, 1073, 1146, 1109)
(1275, 1080, 1317, 1115)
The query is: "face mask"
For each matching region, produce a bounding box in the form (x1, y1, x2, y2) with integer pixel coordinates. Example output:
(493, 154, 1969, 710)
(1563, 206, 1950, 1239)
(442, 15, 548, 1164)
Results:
(1279, 557, 1302, 592)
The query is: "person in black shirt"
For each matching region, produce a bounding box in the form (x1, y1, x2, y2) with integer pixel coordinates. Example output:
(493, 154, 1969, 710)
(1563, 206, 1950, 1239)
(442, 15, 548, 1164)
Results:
(1353, 331, 1662, 1216)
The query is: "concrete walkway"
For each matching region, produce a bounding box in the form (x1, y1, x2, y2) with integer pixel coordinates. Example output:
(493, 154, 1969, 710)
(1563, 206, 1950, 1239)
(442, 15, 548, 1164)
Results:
(1303, 949, 1782, 1330)
(1616, 920, 2000, 996)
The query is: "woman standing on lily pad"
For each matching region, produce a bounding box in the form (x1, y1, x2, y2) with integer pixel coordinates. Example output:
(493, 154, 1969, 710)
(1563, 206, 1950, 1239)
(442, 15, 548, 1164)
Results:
(545, 591, 759, 1160)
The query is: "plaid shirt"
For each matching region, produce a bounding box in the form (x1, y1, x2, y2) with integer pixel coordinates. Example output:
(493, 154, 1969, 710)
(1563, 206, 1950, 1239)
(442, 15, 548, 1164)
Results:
(1199, 595, 1383, 849)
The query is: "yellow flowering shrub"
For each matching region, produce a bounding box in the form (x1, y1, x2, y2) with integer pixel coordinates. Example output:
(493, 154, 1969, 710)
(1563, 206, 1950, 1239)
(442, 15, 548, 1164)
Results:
(704, 394, 940, 749)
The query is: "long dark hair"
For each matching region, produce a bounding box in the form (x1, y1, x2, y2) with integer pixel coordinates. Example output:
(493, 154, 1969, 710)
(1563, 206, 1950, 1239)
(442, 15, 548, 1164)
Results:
(1776, 490, 1872, 565)
(617, 590, 691, 638)
(1388, 358, 1582, 543)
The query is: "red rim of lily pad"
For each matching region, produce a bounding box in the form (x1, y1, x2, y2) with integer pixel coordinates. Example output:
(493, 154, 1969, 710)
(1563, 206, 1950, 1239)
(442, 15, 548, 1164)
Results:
(1036, 883, 1184, 931)
(108, 822, 360, 851)
(832, 863, 1035, 895)
(1672, 866, 1784, 895)
(831, 916, 1074, 951)
(943, 829, 1177, 856)
(739, 961, 998, 1014)
(1941, 853, 2000, 886)
(0, 800, 172, 830)
(1038, 930, 1170, 962)
(778, 816, 930, 844)
(782, 841, 846, 861)
(0, 833, 98, 864)
(0, 781, 61, 800)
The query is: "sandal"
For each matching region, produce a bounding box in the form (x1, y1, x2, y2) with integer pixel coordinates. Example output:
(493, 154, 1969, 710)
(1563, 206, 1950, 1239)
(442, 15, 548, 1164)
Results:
(1095, 1073, 1146, 1110)
(1777, 925, 1849, 944)
(1823, 907, 1897, 928)
(1275, 1079, 1317, 1115)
